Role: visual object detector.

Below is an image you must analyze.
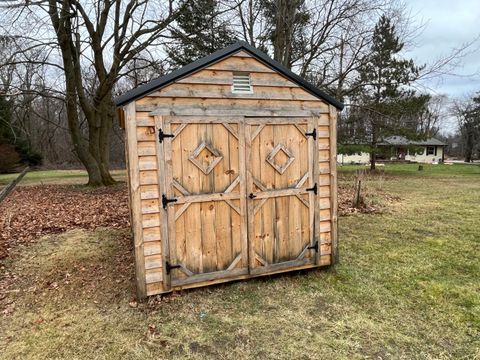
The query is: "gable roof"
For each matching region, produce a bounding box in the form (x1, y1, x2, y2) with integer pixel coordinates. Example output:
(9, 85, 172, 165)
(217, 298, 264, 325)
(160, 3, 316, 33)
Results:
(114, 41, 344, 110)
(379, 136, 446, 146)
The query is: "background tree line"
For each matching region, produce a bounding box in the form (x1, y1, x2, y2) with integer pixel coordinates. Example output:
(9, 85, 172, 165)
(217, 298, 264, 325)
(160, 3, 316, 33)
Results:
(0, 0, 477, 182)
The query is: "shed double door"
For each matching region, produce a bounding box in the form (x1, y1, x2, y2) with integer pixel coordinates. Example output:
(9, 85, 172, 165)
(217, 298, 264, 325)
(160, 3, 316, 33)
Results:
(159, 116, 319, 289)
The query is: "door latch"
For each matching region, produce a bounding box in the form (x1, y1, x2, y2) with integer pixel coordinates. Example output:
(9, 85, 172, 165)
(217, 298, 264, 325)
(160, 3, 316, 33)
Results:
(249, 193, 257, 199)
(165, 261, 181, 274)
(306, 183, 317, 195)
(307, 241, 319, 252)
(162, 194, 177, 209)
(158, 128, 174, 143)
(305, 128, 317, 140)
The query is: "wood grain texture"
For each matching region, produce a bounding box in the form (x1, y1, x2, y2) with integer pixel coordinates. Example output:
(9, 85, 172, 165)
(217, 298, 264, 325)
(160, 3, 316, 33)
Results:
(150, 83, 318, 101)
(176, 69, 300, 88)
(124, 102, 146, 299)
(206, 56, 275, 72)
(329, 105, 339, 264)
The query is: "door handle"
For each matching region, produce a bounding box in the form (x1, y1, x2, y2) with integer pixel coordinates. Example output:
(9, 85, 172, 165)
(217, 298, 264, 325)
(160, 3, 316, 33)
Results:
(249, 193, 257, 199)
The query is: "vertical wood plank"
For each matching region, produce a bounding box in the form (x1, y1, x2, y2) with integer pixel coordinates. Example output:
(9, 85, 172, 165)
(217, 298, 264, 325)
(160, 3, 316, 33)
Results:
(274, 125, 289, 262)
(259, 125, 274, 264)
(171, 121, 186, 279)
(238, 120, 249, 269)
(200, 124, 217, 272)
(154, 115, 170, 290)
(288, 124, 302, 259)
(125, 102, 147, 299)
(186, 124, 203, 273)
(163, 117, 178, 281)
(245, 124, 256, 270)
(329, 105, 339, 264)
(214, 124, 231, 270)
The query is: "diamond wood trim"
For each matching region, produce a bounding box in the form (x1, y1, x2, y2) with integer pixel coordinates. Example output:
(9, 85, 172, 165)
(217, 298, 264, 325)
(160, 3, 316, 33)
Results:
(188, 141, 223, 175)
(265, 143, 295, 175)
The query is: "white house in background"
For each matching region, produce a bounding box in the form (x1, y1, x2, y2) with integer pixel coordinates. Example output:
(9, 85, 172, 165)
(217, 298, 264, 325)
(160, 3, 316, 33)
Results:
(337, 136, 446, 165)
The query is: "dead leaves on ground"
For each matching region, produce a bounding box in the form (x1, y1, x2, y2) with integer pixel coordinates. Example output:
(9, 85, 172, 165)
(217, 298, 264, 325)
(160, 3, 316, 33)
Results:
(0, 184, 130, 259)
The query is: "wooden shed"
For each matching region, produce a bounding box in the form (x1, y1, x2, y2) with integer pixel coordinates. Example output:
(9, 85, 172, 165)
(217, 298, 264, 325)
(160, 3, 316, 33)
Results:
(115, 42, 344, 298)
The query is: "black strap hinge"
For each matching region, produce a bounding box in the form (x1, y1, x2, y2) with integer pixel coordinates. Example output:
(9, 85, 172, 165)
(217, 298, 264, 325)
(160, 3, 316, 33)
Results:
(306, 183, 317, 195)
(305, 128, 317, 140)
(162, 194, 177, 209)
(307, 241, 319, 252)
(165, 261, 181, 274)
(158, 128, 174, 143)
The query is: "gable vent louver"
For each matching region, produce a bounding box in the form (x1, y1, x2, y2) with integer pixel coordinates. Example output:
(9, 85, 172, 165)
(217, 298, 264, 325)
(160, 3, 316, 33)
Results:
(232, 72, 253, 93)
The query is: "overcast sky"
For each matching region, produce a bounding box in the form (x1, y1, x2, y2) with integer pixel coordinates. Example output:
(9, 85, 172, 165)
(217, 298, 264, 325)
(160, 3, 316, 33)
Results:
(404, 0, 480, 99)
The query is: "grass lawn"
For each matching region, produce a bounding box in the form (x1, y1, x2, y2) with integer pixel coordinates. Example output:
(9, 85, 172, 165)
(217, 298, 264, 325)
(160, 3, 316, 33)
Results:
(1, 164, 479, 359)
(0, 169, 127, 186)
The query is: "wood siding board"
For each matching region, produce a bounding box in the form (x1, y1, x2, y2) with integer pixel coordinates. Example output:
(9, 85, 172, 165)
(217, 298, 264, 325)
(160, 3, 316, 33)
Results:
(150, 83, 319, 101)
(144, 254, 163, 270)
(329, 105, 339, 264)
(176, 70, 302, 88)
(145, 107, 325, 117)
(140, 184, 159, 200)
(138, 97, 329, 110)
(125, 102, 147, 299)
(206, 56, 276, 73)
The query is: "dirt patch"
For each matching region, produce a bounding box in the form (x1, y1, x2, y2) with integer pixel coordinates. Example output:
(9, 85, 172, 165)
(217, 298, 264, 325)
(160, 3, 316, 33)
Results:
(0, 183, 130, 259)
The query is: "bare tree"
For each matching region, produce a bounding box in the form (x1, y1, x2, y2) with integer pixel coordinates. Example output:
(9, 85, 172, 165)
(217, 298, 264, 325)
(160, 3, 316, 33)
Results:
(2, 0, 188, 185)
(453, 94, 480, 162)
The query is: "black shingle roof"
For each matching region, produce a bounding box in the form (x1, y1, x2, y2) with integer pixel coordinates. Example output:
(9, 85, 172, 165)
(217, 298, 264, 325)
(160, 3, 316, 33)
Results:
(114, 41, 344, 110)
(379, 136, 446, 146)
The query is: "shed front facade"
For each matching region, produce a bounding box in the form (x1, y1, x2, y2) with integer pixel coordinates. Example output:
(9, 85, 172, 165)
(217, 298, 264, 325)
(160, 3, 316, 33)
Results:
(116, 42, 344, 298)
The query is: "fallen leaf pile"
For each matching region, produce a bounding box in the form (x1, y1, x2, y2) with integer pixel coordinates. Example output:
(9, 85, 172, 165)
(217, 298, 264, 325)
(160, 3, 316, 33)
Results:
(0, 184, 130, 259)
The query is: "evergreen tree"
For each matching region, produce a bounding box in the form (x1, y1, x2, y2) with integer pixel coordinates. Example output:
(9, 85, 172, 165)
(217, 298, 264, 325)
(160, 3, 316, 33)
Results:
(166, 0, 236, 68)
(351, 15, 423, 169)
(260, 0, 310, 68)
(0, 94, 42, 171)
(460, 93, 480, 162)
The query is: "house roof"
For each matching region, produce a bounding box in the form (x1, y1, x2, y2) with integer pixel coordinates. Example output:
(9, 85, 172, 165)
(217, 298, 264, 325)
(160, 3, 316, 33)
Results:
(114, 41, 344, 110)
(379, 136, 446, 146)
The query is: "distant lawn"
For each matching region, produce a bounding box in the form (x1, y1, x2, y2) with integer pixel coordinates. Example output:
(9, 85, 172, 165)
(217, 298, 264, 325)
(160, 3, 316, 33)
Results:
(0, 169, 127, 186)
(0, 164, 479, 358)
(339, 162, 480, 177)
(1, 163, 477, 188)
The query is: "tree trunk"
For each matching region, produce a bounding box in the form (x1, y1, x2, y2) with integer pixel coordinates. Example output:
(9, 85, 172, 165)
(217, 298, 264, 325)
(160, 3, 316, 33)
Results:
(272, 0, 296, 68)
(48, 0, 115, 187)
(464, 125, 474, 163)
(92, 97, 116, 185)
(82, 96, 116, 186)
(370, 151, 376, 170)
(370, 119, 377, 170)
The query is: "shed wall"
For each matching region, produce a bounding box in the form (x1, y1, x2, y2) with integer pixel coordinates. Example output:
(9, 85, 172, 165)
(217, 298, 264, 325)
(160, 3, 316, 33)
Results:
(124, 51, 338, 297)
